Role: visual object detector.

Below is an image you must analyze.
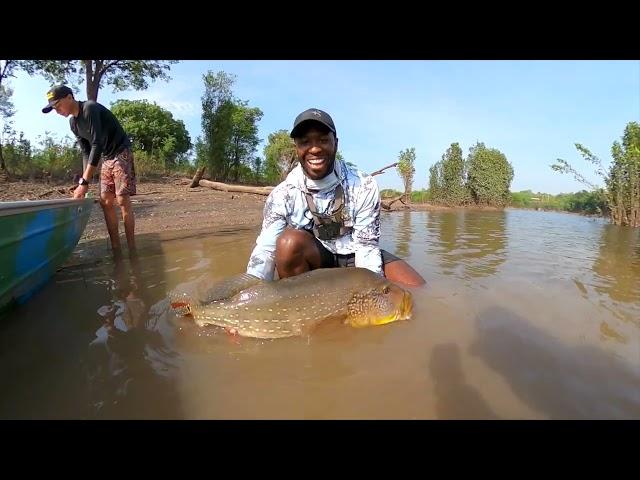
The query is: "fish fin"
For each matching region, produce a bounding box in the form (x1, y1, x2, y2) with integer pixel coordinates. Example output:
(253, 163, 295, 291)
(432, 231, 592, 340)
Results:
(199, 273, 264, 303)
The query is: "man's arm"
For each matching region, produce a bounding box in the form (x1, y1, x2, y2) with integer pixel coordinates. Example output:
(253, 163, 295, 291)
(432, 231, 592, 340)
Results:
(246, 189, 288, 280)
(85, 104, 104, 169)
(351, 175, 384, 275)
(73, 105, 103, 199)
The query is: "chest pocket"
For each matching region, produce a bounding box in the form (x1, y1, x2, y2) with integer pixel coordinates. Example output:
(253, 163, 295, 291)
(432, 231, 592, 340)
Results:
(304, 184, 353, 241)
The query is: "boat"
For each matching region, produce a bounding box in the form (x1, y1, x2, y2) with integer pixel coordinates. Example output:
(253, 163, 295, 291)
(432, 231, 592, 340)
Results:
(0, 197, 95, 313)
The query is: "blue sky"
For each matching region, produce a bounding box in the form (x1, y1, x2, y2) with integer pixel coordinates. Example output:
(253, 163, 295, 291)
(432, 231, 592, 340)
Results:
(5, 60, 639, 194)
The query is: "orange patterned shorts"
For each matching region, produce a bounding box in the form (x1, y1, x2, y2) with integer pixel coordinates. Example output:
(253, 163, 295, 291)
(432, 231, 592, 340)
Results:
(100, 148, 137, 196)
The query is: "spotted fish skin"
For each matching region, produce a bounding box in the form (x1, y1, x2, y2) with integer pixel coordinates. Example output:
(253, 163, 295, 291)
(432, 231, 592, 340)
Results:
(170, 268, 412, 339)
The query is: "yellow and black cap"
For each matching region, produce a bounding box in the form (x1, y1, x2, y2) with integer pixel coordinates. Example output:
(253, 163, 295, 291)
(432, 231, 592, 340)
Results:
(42, 85, 73, 113)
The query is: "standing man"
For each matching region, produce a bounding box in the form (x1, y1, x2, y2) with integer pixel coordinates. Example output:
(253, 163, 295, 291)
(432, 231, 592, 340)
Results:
(247, 108, 425, 287)
(42, 85, 137, 256)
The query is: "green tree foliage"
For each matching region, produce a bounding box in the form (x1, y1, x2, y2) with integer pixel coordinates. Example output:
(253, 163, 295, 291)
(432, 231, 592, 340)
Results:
(25, 60, 177, 102)
(198, 71, 236, 181)
(466, 142, 514, 207)
(396, 147, 416, 201)
(228, 101, 263, 182)
(428, 163, 441, 202)
(551, 121, 640, 227)
(510, 189, 608, 215)
(0, 84, 15, 171)
(1, 129, 80, 180)
(110, 99, 191, 169)
(429, 142, 471, 205)
(440, 142, 468, 205)
(262, 129, 297, 184)
(1, 60, 34, 172)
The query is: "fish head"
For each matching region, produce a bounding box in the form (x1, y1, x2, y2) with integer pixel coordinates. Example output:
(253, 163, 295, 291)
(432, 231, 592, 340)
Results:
(345, 279, 413, 328)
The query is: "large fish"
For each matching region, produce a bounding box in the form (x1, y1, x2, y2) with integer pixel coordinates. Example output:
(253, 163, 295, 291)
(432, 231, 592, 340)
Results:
(170, 268, 413, 339)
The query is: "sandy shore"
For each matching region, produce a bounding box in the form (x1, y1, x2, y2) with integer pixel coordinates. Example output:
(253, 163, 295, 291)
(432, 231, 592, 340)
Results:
(1, 175, 484, 244)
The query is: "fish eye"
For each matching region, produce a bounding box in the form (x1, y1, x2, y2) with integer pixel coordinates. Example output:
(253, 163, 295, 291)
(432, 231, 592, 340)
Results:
(382, 286, 390, 294)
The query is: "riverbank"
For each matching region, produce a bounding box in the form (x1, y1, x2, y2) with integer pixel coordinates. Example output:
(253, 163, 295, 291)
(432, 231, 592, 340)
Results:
(1, 176, 463, 243)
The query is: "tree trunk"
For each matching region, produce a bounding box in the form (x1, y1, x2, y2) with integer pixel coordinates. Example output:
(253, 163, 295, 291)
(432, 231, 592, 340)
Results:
(85, 60, 101, 101)
(0, 143, 5, 171)
(190, 166, 206, 188)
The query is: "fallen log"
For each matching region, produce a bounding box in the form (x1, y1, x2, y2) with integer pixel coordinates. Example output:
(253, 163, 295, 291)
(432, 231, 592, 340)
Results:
(381, 194, 408, 210)
(199, 179, 274, 196)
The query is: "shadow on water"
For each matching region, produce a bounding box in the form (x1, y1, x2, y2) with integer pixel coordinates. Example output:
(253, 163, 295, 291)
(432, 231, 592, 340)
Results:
(469, 306, 640, 419)
(428, 343, 500, 419)
(0, 230, 184, 419)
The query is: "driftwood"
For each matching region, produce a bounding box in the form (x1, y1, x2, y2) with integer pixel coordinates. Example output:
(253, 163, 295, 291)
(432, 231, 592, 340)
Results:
(191, 161, 397, 198)
(381, 194, 409, 210)
(199, 179, 274, 196)
(370, 162, 398, 177)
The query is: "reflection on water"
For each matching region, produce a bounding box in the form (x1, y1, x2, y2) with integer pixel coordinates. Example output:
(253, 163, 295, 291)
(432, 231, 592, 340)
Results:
(592, 225, 640, 306)
(383, 210, 508, 281)
(394, 210, 414, 258)
(0, 212, 638, 419)
(84, 255, 183, 419)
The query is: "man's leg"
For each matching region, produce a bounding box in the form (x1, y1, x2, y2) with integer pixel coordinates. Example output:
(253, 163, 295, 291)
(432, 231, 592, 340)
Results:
(100, 191, 121, 252)
(116, 194, 136, 253)
(275, 229, 325, 278)
(112, 148, 137, 254)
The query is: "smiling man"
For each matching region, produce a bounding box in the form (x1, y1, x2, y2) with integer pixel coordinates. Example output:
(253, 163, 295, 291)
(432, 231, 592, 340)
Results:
(246, 108, 425, 287)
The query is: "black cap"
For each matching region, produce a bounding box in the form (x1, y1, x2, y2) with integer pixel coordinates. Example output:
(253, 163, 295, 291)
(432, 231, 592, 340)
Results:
(42, 85, 73, 113)
(290, 108, 336, 138)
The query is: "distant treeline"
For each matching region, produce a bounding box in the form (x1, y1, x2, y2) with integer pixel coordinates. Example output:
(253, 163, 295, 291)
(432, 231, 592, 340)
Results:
(380, 187, 608, 216)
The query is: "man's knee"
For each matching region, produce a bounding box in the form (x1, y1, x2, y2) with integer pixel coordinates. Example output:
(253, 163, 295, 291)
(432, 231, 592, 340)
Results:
(116, 194, 132, 210)
(100, 193, 115, 208)
(383, 259, 426, 287)
(276, 229, 311, 254)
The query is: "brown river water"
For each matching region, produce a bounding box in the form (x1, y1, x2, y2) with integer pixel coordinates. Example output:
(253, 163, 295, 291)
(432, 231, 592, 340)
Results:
(0, 209, 638, 419)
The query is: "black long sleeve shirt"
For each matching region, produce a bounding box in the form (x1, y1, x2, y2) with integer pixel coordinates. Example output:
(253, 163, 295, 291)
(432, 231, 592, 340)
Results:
(70, 100, 131, 167)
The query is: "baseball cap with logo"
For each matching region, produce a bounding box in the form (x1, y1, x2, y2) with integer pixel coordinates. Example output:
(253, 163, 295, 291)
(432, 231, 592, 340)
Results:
(290, 108, 336, 138)
(42, 85, 73, 113)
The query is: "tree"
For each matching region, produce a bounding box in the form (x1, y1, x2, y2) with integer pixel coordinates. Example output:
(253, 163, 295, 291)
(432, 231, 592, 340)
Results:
(551, 121, 640, 227)
(0, 84, 15, 172)
(199, 70, 236, 181)
(428, 162, 442, 203)
(466, 142, 514, 207)
(110, 99, 191, 168)
(228, 101, 263, 182)
(263, 129, 297, 184)
(0, 60, 34, 173)
(26, 60, 177, 102)
(440, 142, 468, 205)
(396, 147, 416, 203)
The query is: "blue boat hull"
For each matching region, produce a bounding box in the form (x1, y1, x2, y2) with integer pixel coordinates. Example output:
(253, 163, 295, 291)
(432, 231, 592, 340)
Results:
(0, 198, 95, 313)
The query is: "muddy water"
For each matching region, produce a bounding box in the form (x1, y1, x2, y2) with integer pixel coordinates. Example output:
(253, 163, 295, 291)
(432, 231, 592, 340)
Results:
(0, 210, 638, 419)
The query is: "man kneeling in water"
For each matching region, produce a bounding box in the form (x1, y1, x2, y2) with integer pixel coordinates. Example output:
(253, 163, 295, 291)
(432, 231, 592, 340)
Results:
(246, 108, 425, 287)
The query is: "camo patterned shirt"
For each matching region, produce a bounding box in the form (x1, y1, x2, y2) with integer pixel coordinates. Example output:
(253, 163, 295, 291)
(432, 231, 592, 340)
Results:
(246, 159, 383, 280)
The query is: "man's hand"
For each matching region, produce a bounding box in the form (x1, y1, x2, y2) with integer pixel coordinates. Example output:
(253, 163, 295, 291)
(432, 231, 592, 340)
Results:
(73, 184, 89, 199)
